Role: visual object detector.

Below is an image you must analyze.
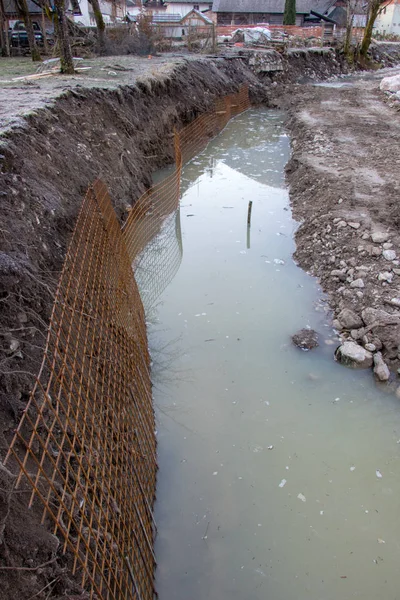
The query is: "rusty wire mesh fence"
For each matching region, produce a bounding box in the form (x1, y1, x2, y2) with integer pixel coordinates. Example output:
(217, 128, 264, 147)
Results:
(5, 85, 250, 600)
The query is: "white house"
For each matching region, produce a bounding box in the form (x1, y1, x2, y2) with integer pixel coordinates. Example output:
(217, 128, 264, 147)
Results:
(164, 0, 213, 18)
(373, 0, 400, 35)
(151, 8, 213, 37)
(68, 0, 127, 26)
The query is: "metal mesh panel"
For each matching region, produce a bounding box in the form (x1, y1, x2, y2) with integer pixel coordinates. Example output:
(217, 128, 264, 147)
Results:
(5, 85, 250, 600)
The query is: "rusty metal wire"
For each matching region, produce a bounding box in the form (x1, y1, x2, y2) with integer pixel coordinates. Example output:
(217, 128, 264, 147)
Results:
(5, 85, 250, 600)
(122, 85, 250, 264)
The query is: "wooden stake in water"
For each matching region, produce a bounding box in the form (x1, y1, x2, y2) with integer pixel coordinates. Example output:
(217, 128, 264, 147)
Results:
(247, 201, 253, 226)
(247, 201, 253, 249)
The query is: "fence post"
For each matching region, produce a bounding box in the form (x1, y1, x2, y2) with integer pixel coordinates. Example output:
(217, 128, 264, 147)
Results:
(211, 23, 217, 53)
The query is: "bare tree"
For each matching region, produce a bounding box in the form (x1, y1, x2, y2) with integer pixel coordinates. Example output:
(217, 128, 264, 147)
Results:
(53, 0, 75, 73)
(15, 0, 42, 61)
(0, 0, 10, 56)
(360, 0, 392, 56)
(88, 0, 106, 54)
(343, 0, 363, 56)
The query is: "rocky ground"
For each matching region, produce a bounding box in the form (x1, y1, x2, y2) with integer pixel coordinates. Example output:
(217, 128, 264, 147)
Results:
(284, 66, 400, 385)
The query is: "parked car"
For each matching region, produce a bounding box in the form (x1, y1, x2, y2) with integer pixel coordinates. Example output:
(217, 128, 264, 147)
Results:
(8, 20, 44, 48)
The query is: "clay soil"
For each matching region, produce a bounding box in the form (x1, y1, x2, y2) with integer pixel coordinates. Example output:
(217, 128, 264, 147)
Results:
(284, 67, 400, 374)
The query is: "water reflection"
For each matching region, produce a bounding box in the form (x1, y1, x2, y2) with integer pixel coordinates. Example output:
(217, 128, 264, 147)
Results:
(134, 207, 183, 312)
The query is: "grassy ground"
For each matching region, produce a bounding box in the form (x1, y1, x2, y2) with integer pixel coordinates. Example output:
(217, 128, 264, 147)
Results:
(0, 54, 183, 132)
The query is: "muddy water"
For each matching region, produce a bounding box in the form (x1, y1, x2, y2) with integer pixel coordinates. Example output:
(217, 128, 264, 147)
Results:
(138, 109, 400, 600)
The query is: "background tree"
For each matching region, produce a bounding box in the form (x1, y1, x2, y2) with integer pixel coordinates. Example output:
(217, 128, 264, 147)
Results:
(88, 0, 106, 54)
(360, 0, 390, 56)
(0, 0, 10, 56)
(53, 0, 75, 73)
(15, 0, 42, 61)
(343, 0, 363, 56)
(283, 0, 296, 25)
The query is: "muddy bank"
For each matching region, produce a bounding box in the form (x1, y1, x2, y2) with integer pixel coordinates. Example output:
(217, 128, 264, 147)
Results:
(285, 68, 400, 383)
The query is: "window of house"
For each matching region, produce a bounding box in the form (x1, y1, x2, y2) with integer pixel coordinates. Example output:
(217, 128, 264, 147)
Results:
(194, 4, 199, 9)
(70, 0, 82, 15)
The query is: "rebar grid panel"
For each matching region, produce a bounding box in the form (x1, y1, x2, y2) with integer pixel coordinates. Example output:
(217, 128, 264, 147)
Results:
(6, 181, 157, 600)
(122, 85, 250, 263)
(4, 84, 250, 600)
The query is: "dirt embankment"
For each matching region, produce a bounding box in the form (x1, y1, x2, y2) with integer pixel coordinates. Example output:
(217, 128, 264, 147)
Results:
(285, 70, 400, 380)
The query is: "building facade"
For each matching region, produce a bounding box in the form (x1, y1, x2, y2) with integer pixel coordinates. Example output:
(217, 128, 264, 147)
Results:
(373, 0, 400, 35)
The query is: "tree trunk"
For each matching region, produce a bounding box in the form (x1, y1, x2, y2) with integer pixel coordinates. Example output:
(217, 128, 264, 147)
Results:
(88, 0, 106, 54)
(344, 11, 354, 56)
(54, 0, 74, 73)
(360, 0, 380, 56)
(41, 9, 49, 54)
(16, 0, 42, 61)
(0, 0, 10, 56)
(283, 0, 296, 25)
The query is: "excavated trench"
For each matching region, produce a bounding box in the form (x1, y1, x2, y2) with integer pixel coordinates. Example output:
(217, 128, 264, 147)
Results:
(143, 106, 400, 600)
(0, 49, 397, 598)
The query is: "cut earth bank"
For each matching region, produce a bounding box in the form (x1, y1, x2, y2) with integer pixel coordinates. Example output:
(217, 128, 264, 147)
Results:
(0, 44, 399, 598)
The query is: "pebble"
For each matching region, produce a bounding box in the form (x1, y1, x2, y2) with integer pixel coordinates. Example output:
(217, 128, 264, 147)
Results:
(348, 222, 361, 229)
(361, 233, 370, 240)
(335, 341, 373, 369)
(365, 343, 376, 352)
(331, 269, 347, 281)
(393, 268, 400, 276)
(371, 231, 390, 243)
(383, 249, 396, 261)
(337, 220, 347, 228)
(373, 352, 390, 382)
(383, 243, 393, 249)
(390, 298, 400, 307)
(378, 271, 394, 283)
(350, 278, 364, 288)
(371, 247, 382, 257)
(337, 308, 363, 329)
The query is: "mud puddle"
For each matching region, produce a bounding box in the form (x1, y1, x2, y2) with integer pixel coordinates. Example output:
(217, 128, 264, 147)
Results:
(137, 109, 400, 600)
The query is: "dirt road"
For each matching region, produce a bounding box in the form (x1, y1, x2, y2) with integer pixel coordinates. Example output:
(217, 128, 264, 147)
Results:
(286, 67, 400, 377)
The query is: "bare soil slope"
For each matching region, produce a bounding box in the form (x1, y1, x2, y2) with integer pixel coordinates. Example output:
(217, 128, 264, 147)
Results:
(286, 69, 400, 374)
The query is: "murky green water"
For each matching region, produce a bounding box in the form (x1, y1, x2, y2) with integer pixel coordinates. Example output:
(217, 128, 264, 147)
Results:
(137, 109, 400, 600)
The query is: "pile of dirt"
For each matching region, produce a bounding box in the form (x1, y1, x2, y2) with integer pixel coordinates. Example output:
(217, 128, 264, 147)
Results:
(285, 69, 400, 383)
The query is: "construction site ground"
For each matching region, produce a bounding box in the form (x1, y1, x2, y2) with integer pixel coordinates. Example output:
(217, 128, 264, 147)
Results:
(0, 47, 400, 598)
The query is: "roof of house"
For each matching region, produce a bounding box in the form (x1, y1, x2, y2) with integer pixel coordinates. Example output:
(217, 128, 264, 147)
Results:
(182, 8, 213, 22)
(167, 0, 211, 3)
(212, 0, 335, 15)
(152, 12, 182, 21)
(4, 0, 43, 14)
(152, 8, 213, 22)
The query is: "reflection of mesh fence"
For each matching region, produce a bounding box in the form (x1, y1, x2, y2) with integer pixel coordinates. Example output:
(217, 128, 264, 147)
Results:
(5, 85, 250, 600)
(122, 85, 250, 263)
(134, 207, 183, 311)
